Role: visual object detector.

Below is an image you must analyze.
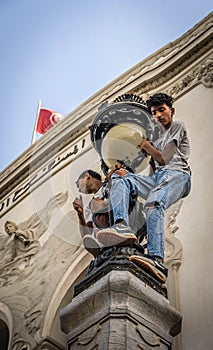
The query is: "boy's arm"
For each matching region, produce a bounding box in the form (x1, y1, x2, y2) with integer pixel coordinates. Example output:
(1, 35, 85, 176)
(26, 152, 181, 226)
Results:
(15, 229, 29, 240)
(73, 196, 93, 237)
(161, 140, 177, 164)
(141, 140, 177, 166)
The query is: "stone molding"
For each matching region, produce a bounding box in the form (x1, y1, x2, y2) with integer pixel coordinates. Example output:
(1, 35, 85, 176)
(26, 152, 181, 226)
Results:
(168, 53, 213, 96)
(60, 270, 182, 349)
(0, 134, 91, 217)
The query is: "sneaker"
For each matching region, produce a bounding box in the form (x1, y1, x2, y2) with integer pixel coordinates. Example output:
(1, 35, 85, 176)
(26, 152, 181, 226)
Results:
(83, 235, 103, 257)
(145, 255, 168, 277)
(129, 255, 168, 283)
(96, 223, 137, 247)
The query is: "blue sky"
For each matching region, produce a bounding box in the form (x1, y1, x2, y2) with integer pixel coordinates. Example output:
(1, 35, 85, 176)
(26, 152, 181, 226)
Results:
(0, 0, 212, 171)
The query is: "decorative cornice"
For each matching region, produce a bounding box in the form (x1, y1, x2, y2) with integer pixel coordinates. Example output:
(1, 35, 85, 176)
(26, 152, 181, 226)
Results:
(0, 124, 90, 201)
(0, 134, 91, 214)
(134, 47, 213, 100)
(169, 54, 213, 97)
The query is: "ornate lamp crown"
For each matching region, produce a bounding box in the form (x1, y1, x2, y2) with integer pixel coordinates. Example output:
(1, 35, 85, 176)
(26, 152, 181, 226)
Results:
(113, 94, 147, 108)
(90, 93, 162, 175)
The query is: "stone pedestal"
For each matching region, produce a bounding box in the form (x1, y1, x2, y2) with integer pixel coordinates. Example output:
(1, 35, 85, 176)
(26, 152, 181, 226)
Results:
(60, 269, 182, 349)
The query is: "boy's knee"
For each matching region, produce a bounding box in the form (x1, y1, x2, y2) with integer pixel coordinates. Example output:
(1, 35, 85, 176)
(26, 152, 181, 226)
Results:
(144, 201, 166, 217)
(145, 201, 160, 210)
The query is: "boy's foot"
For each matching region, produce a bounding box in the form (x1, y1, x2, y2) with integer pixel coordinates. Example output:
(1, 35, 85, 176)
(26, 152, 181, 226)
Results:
(129, 255, 168, 283)
(145, 255, 168, 277)
(96, 223, 137, 247)
(83, 235, 103, 257)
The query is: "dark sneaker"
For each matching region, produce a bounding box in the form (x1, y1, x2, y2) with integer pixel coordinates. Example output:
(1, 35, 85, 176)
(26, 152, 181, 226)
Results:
(96, 223, 137, 247)
(129, 255, 168, 283)
(145, 255, 168, 277)
(83, 235, 103, 257)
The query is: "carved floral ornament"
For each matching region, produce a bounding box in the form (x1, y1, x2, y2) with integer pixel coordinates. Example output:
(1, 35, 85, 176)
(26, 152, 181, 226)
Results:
(198, 56, 213, 87)
(135, 55, 213, 101)
(169, 55, 213, 96)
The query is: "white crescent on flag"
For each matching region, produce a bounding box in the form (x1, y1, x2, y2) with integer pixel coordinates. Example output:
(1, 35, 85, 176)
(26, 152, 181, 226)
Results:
(50, 112, 64, 126)
(36, 108, 64, 134)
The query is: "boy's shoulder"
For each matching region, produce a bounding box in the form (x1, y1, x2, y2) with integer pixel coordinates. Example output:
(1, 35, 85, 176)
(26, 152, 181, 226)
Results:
(170, 120, 187, 131)
(172, 120, 186, 126)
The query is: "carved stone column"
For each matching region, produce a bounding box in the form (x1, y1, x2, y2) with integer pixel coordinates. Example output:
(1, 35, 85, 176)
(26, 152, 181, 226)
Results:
(60, 263, 182, 350)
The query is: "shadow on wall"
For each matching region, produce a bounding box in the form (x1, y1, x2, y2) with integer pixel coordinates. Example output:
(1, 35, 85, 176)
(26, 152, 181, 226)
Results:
(0, 319, 9, 350)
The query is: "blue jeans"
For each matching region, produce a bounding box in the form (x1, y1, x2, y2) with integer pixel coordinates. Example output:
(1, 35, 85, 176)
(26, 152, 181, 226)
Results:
(109, 169, 191, 259)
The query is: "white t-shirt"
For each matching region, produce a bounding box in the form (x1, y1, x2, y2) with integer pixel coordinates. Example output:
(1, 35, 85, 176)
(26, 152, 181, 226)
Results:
(83, 185, 108, 224)
(153, 120, 191, 175)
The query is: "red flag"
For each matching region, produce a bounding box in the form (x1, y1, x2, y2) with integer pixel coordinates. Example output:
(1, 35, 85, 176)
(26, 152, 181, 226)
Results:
(36, 108, 64, 134)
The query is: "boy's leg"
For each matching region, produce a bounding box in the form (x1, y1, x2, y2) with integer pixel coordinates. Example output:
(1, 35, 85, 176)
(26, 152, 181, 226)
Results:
(96, 173, 155, 246)
(145, 169, 191, 260)
(145, 204, 165, 260)
(96, 174, 137, 246)
(129, 170, 190, 282)
(109, 174, 133, 225)
(107, 172, 155, 225)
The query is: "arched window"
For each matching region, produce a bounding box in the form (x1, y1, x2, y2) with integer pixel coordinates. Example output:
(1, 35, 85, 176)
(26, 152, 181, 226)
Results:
(0, 319, 9, 350)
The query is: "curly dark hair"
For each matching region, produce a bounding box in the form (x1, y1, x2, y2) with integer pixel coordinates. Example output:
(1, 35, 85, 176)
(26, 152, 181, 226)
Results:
(146, 93, 173, 113)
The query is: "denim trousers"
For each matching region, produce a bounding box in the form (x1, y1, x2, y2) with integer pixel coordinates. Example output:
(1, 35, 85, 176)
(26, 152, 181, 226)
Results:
(110, 169, 191, 259)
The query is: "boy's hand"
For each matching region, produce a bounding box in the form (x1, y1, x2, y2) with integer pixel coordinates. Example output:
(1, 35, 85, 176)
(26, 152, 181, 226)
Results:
(73, 195, 84, 215)
(107, 165, 129, 180)
(140, 139, 153, 154)
(140, 138, 167, 166)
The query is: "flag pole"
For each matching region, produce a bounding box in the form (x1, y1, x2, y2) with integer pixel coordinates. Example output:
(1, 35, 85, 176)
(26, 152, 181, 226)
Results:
(31, 100, 41, 144)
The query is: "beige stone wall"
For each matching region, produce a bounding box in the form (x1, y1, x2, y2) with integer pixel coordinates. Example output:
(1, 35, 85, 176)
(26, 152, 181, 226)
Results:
(0, 134, 100, 349)
(0, 11, 212, 350)
(175, 85, 213, 350)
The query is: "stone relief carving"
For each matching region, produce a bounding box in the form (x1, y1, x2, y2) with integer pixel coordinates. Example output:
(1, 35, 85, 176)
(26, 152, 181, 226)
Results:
(136, 324, 161, 347)
(77, 324, 102, 346)
(169, 55, 213, 97)
(164, 200, 183, 318)
(0, 221, 40, 268)
(0, 191, 68, 286)
(196, 56, 213, 88)
(164, 200, 183, 268)
(0, 226, 81, 349)
(135, 50, 213, 99)
(12, 333, 32, 350)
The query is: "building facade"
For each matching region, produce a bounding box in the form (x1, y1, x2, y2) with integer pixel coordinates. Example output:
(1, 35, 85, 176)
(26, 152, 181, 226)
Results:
(0, 12, 212, 350)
